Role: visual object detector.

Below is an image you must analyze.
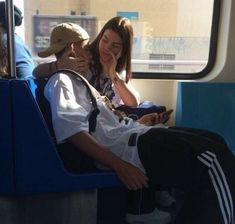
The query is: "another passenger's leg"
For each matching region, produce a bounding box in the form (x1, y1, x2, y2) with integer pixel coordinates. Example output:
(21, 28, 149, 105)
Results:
(137, 128, 235, 224)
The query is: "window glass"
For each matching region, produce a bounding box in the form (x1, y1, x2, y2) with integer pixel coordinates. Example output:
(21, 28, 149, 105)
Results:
(16, 0, 215, 77)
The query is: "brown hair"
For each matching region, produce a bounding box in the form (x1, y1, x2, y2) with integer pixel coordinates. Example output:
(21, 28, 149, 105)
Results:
(89, 16, 133, 83)
(0, 29, 8, 76)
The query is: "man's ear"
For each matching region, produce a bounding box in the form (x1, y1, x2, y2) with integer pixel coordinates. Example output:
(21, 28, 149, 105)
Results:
(62, 43, 75, 58)
(70, 42, 75, 50)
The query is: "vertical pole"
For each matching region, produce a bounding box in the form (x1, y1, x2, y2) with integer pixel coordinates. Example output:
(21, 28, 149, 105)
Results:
(6, 0, 16, 78)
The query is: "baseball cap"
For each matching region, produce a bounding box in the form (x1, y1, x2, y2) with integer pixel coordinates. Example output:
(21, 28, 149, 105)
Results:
(38, 22, 90, 58)
(0, 1, 23, 28)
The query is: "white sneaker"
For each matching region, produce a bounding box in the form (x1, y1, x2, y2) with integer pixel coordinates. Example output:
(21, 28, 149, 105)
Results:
(155, 191, 176, 208)
(125, 208, 171, 224)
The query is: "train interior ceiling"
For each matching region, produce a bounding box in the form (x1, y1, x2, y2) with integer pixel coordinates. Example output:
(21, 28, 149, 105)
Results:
(0, 0, 235, 224)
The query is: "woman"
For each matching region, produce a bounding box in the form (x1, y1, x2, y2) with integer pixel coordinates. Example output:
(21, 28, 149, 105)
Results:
(88, 16, 140, 107)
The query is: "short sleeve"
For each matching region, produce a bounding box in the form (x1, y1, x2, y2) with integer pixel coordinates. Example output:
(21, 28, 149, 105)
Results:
(44, 73, 91, 143)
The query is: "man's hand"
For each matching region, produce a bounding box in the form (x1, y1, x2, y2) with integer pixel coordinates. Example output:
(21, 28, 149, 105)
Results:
(138, 110, 173, 126)
(113, 159, 149, 190)
(69, 131, 148, 190)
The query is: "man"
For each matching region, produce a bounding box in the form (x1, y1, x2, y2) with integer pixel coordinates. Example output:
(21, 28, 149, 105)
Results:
(0, 1, 34, 78)
(37, 22, 176, 224)
(39, 23, 235, 224)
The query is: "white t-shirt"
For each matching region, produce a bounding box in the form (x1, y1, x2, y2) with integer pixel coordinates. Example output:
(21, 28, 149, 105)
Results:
(44, 72, 166, 172)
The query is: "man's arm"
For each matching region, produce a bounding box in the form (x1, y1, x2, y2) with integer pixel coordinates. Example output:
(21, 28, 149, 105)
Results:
(68, 131, 149, 190)
(45, 73, 148, 190)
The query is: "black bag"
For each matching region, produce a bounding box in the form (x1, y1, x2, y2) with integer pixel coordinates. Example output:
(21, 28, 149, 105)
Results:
(117, 100, 166, 120)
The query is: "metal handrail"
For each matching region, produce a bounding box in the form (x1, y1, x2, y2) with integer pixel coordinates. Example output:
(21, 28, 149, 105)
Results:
(34, 57, 207, 67)
(132, 59, 207, 66)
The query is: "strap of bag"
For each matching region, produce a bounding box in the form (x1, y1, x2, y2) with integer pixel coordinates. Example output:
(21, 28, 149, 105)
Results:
(49, 69, 100, 133)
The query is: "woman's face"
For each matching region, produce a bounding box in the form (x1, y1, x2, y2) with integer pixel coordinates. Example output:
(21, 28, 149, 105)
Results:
(98, 29, 123, 62)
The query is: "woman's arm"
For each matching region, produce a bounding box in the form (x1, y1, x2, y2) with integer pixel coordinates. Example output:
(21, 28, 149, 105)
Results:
(33, 57, 89, 78)
(112, 74, 140, 106)
(69, 131, 148, 190)
(101, 52, 140, 107)
(33, 61, 57, 78)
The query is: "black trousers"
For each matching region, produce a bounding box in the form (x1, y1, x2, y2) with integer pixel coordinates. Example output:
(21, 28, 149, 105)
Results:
(132, 127, 235, 224)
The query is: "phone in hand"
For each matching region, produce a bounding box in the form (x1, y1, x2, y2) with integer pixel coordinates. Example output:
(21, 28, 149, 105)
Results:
(159, 109, 173, 123)
(161, 109, 173, 117)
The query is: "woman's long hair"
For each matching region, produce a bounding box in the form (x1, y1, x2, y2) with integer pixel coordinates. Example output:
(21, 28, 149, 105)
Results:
(89, 16, 133, 83)
(0, 29, 8, 76)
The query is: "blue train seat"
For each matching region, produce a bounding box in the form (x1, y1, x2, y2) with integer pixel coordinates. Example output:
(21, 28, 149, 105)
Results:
(176, 82, 235, 154)
(11, 78, 120, 195)
(0, 79, 15, 194)
(0, 78, 124, 224)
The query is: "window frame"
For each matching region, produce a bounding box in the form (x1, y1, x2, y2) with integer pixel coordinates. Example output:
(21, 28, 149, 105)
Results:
(132, 0, 221, 80)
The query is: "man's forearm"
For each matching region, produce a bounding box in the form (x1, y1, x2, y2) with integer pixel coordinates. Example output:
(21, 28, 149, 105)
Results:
(68, 131, 123, 171)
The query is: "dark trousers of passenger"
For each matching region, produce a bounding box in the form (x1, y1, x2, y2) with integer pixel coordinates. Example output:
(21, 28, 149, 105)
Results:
(129, 127, 235, 224)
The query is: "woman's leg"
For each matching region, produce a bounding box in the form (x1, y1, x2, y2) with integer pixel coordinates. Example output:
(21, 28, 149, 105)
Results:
(137, 128, 235, 224)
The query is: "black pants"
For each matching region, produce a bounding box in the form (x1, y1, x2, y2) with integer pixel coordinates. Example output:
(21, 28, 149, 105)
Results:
(134, 127, 235, 224)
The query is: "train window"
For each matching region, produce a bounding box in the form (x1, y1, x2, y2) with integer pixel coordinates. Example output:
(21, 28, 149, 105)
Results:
(16, 0, 219, 79)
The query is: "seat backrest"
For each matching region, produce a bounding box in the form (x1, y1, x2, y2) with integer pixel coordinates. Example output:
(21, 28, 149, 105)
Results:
(11, 79, 120, 195)
(176, 82, 235, 154)
(32, 77, 96, 173)
(0, 79, 15, 194)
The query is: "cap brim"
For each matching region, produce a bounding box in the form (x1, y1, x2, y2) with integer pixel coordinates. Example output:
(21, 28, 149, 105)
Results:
(37, 43, 66, 58)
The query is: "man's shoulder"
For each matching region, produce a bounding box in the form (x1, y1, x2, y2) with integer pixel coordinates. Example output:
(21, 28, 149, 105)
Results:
(47, 72, 73, 84)
(44, 72, 75, 99)
(47, 72, 87, 90)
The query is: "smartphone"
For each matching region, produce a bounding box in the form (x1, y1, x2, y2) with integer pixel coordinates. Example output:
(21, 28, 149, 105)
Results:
(161, 109, 173, 116)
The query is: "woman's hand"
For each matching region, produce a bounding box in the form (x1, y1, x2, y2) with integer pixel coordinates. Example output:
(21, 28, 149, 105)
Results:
(100, 50, 140, 106)
(100, 51, 120, 81)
